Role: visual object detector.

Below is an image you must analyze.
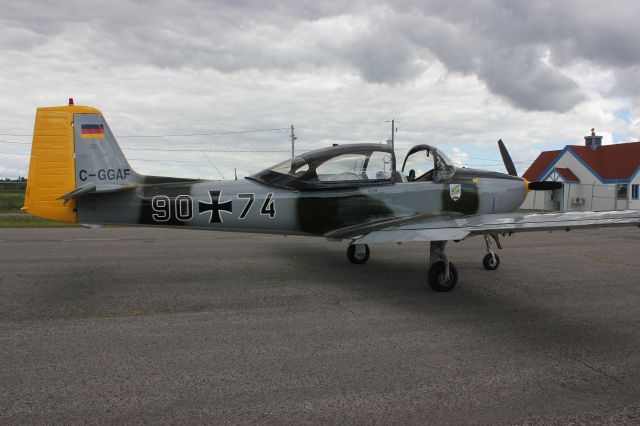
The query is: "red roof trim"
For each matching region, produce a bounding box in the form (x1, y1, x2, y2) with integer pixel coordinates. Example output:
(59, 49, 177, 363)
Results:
(523, 141, 640, 182)
(522, 150, 561, 181)
(554, 167, 579, 182)
(568, 142, 640, 180)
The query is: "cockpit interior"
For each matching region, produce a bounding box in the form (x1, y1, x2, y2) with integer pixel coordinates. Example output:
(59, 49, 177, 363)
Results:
(248, 143, 456, 190)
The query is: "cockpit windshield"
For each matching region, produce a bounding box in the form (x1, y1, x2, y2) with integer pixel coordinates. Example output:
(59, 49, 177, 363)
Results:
(268, 157, 310, 177)
(401, 145, 456, 183)
(316, 151, 392, 182)
(248, 144, 396, 190)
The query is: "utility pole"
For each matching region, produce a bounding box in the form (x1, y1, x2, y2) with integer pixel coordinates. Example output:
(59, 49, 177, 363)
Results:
(390, 118, 395, 151)
(385, 118, 399, 172)
(290, 125, 297, 158)
(385, 118, 398, 151)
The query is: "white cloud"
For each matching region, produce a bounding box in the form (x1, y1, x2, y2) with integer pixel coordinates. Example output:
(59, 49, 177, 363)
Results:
(449, 147, 469, 168)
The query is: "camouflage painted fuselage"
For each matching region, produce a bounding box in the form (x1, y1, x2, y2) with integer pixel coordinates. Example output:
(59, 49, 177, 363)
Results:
(77, 169, 527, 237)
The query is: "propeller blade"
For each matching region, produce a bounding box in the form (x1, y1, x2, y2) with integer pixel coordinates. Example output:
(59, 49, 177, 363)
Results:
(529, 181, 563, 191)
(498, 139, 518, 176)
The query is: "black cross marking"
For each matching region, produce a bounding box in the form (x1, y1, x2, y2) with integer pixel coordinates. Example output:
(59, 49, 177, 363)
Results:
(199, 190, 233, 223)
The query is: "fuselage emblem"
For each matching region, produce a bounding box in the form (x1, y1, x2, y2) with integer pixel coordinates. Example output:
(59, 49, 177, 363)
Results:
(449, 184, 462, 202)
(199, 190, 233, 223)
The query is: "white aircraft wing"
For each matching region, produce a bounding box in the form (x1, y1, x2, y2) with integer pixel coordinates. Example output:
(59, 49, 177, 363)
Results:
(353, 210, 640, 244)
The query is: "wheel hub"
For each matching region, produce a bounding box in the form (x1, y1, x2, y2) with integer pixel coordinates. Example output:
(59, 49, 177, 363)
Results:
(438, 272, 453, 286)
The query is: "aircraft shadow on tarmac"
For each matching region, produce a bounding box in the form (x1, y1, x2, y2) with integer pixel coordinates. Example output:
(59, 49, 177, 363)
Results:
(9, 237, 635, 372)
(265, 242, 637, 362)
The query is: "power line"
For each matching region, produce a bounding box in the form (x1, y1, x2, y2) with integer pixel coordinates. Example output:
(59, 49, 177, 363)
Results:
(0, 127, 290, 139)
(0, 151, 29, 156)
(129, 158, 274, 164)
(0, 140, 291, 153)
(0, 140, 538, 164)
(128, 158, 209, 163)
(0, 142, 294, 153)
(118, 127, 289, 138)
(448, 156, 535, 165)
(121, 147, 291, 153)
(0, 140, 31, 145)
(396, 147, 536, 164)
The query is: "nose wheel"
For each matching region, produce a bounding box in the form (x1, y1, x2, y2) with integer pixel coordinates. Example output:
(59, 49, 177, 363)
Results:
(347, 244, 370, 264)
(482, 252, 500, 270)
(482, 234, 501, 271)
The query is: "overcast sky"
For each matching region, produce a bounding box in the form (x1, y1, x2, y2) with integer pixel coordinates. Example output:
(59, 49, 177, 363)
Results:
(1, 0, 639, 179)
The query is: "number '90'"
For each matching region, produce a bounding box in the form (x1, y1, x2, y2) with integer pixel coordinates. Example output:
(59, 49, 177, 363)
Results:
(151, 195, 192, 222)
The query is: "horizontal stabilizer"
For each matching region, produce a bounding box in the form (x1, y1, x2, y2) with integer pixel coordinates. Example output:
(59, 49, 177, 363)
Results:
(58, 182, 137, 203)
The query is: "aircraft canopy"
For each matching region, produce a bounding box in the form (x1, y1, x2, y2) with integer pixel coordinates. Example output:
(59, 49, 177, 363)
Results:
(248, 143, 396, 190)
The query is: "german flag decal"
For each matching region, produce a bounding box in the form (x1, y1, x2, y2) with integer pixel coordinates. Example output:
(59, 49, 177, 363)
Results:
(81, 124, 104, 139)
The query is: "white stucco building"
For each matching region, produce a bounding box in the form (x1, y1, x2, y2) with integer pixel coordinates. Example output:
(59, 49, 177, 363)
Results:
(521, 131, 640, 211)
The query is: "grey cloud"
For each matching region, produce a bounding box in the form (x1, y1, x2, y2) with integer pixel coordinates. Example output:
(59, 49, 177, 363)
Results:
(478, 49, 586, 112)
(612, 67, 640, 100)
(394, 0, 640, 107)
(2, 0, 639, 111)
(399, 13, 585, 111)
(338, 29, 424, 84)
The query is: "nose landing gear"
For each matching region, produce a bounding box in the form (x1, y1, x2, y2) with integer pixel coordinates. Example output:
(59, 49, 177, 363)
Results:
(482, 234, 501, 271)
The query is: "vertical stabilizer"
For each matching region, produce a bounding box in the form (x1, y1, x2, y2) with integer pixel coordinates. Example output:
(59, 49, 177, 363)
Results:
(23, 104, 139, 223)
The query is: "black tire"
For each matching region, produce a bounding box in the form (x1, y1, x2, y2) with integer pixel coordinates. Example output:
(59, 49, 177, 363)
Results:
(482, 253, 500, 271)
(347, 244, 370, 264)
(427, 261, 458, 292)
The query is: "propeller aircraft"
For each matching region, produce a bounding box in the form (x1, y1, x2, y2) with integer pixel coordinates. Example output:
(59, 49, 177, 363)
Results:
(23, 102, 640, 291)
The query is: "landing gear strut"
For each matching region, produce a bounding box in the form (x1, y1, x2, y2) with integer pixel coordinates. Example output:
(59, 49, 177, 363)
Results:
(347, 243, 370, 264)
(427, 241, 458, 291)
(482, 234, 500, 271)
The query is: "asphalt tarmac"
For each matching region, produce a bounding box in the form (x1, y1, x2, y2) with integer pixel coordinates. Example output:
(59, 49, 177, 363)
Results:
(1, 226, 639, 424)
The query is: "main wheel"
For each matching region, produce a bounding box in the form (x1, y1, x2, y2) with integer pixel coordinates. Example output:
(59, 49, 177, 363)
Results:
(482, 253, 500, 270)
(427, 261, 458, 292)
(347, 244, 370, 264)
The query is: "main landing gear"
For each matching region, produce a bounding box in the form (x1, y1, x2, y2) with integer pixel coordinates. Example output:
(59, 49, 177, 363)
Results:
(428, 241, 458, 291)
(347, 243, 370, 264)
(347, 241, 459, 291)
(347, 236, 502, 292)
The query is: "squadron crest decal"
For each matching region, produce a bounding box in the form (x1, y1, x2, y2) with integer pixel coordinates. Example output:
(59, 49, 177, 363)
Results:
(449, 184, 462, 201)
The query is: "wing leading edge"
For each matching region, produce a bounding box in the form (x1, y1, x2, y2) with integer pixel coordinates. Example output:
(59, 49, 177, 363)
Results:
(353, 210, 640, 244)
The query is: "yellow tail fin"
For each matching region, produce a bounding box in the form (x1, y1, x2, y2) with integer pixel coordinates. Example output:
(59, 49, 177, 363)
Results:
(23, 104, 102, 223)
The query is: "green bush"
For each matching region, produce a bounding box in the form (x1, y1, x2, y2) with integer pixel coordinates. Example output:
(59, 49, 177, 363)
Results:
(0, 191, 25, 213)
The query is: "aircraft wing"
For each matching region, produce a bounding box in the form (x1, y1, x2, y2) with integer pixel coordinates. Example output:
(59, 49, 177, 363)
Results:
(352, 210, 640, 244)
(323, 212, 446, 240)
